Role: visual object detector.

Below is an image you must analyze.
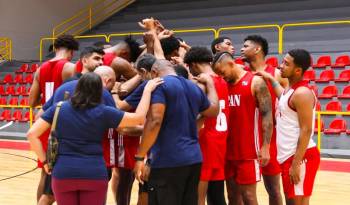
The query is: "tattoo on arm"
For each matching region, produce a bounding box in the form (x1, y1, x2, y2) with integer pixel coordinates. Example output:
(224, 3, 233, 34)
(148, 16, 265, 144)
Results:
(254, 78, 273, 145)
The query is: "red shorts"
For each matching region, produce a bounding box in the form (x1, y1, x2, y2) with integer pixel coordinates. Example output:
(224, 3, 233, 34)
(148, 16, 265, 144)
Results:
(225, 159, 261, 185)
(200, 167, 225, 181)
(37, 130, 50, 168)
(115, 136, 139, 170)
(280, 147, 320, 199)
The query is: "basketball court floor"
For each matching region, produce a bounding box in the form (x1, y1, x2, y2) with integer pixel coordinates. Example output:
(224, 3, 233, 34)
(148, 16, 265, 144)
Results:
(1, 141, 350, 205)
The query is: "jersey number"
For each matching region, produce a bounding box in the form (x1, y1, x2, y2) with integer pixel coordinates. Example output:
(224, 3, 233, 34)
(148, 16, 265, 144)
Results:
(216, 100, 228, 131)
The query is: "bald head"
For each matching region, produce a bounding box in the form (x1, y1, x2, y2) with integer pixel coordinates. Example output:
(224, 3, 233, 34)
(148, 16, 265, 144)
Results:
(94, 66, 116, 91)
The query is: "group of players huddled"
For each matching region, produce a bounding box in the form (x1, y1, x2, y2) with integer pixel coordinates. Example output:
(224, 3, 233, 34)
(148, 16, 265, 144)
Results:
(28, 18, 320, 205)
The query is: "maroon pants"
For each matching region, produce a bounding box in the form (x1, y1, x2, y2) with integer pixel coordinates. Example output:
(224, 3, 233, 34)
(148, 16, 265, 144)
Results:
(52, 177, 108, 205)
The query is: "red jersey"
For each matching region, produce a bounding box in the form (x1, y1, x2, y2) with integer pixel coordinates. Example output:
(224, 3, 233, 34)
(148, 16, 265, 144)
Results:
(199, 75, 229, 169)
(37, 58, 67, 168)
(39, 59, 68, 104)
(102, 128, 116, 168)
(103, 52, 117, 66)
(227, 72, 261, 160)
(75, 60, 83, 73)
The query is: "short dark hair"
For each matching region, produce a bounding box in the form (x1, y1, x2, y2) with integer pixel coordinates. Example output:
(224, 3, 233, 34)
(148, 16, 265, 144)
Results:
(160, 36, 180, 56)
(124, 36, 141, 62)
(71, 72, 102, 109)
(54, 34, 79, 51)
(287, 49, 312, 73)
(174, 65, 189, 79)
(93, 41, 111, 48)
(136, 53, 156, 72)
(184, 47, 213, 65)
(212, 51, 234, 67)
(244, 35, 268, 56)
(211, 36, 232, 54)
(80, 46, 105, 59)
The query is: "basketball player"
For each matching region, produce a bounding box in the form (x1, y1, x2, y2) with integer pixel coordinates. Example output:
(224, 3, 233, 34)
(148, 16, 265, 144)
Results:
(28, 34, 78, 205)
(241, 35, 288, 205)
(258, 49, 320, 205)
(103, 36, 142, 80)
(211, 36, 235, 55)
(212, 52, 273, 205)
(184, 47, 229, 205)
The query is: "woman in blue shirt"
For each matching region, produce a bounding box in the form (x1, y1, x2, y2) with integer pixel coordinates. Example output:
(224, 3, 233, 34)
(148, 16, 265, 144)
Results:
(27, 72, 162, 205)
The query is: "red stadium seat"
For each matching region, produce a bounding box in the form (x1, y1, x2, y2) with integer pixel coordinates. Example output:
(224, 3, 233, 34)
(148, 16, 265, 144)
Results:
(2, 74, 13, 84)
(9, 97, 19, 106)
(0, 85, 5, 95)
(309, 85, 318, 97)
(324, 118, 347, 134)
(318, 85, 338, 99)
(24, 74, 33, 84)
(315, 70, 335, 82)
(347, 103, 350, 111)
(15, 64, 28, 73)
(0, 97, 7, 105)
(313, 55, 331, 68)
(314, 118, 324, 133)
(234, 58, 244, 65)
(11, 110, 23, 121)
(0, 110, 11, 121)
(325, 100, 342, 112)
(13, 74, 24, 84)
(303, 70, 315, 81)
(20, 98, 29, 106)
(5, 85, 16, 96)
(338, 86, 350, 99)
(335, 70, 350, 82)
(331, 55, 350, 68)
(15, 85, 27, 96)
(27, 64, 38, 73)
(266, 57, 278, 67)
(22, 111, 30, 122)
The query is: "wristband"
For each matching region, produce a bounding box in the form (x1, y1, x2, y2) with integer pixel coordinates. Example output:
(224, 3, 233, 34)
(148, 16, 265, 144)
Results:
(272, 81, 279, 88)
(111, 91, 118, 95)
(134, 155, 145, 161)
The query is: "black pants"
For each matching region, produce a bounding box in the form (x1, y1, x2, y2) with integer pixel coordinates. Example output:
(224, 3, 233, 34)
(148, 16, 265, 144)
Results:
(207, 180, 227, 205)
(148, 163, 201, 205)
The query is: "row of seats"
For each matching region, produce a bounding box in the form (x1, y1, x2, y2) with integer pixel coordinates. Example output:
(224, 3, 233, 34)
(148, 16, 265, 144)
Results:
(263, 55, 350, 68)
(317, 101, 350, 112)
(315, 118, 350, 135)
(0, 73, 33, 84)
(303, 69, 350, 82)
(310, 84, 350, 98)
(15, 64, 38, 73)
(0, 97, 29, 106)
(0, 109, 31, 122)
(0, 85, 30, 96)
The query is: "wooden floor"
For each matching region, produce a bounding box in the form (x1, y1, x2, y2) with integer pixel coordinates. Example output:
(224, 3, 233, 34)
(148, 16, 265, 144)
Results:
(1, 148, 350, 205)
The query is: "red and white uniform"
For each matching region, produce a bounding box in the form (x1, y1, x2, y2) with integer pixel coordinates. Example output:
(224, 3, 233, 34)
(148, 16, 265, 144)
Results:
(199, 75, 229, 181)
(37, 59, 68, 168)
(276, 80, 320, 198)
(102, 128, 116, 168)
(115, 133, 140, 169)
(75, 60, 83, 73)
(261, 65, 281, 175)
(226, 72, 262, 184)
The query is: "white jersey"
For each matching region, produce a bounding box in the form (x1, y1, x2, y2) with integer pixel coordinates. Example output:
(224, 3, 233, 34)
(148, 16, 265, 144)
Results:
(276, 82, 316, 164)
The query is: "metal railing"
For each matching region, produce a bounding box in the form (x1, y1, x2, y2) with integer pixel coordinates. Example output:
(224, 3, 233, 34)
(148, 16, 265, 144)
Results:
(0, 105, 40, 127)
(0, 37, 12, 61)
(52, 0, 135, 39)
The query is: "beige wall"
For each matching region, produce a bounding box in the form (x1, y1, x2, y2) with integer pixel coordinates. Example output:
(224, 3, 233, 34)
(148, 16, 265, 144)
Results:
(0, 0, 95, 60)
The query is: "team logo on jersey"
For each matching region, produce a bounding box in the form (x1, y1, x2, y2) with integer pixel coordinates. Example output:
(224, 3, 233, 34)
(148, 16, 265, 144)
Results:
(242, 81, 248, 86)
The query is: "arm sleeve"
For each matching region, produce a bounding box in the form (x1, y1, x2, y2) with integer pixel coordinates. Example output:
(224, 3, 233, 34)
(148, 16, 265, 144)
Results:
(41, 104, 56, 124)
(151, 86, 166, 105)
(103, 106, 125, 128)
(42, 95, 54, 111)
(125, 81, 147, 109)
